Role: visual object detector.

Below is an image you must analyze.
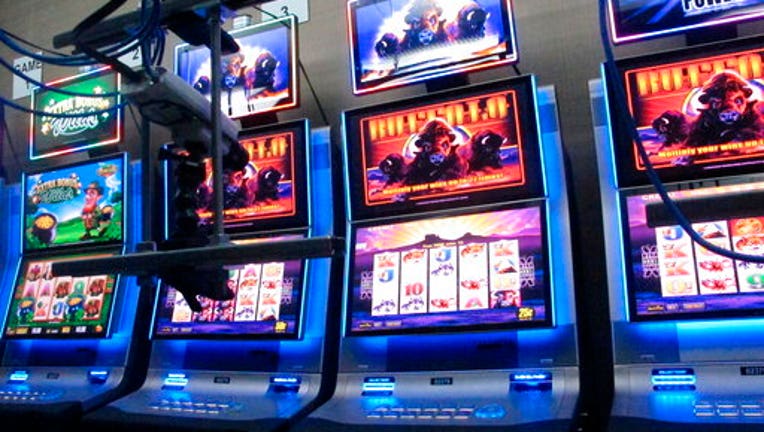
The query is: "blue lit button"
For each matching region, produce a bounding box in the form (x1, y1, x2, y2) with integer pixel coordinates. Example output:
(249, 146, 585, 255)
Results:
(474, 403, 507, 419)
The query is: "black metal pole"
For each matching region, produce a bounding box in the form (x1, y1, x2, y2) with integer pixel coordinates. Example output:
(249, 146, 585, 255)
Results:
(209, 4, 228, 245)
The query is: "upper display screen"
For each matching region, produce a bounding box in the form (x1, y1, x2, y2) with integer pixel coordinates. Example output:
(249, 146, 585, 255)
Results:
(608, 38, 764, 187)
(152, 235, 306, 339)
(344, 76, 543, 221)
(175, 15, 298, 119)
(623, 182, 764, 321)
(30, 67, 121, 160)
(347, 203, 551, 336)
(347, 0, 518, 95)
(4, 253, 119, 338)
(608, 0, 764, 44)
(23, 154, 126, 253)
(173, 119, 308, 234)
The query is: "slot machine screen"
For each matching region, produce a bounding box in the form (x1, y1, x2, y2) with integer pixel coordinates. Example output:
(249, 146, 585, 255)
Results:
(152, 235, 306, 339)
(608, 0, 764, 44)
(347, 203, 551, 336)
(344, 76, 543, 221)
(4, 253, 120, 338)
(174, 15, 298, 119)
(622, 181, 764, 321)
(23, 154, 126, 252)
(29, 67, 121, 160)
(347, 0, 518, 95)
(607, 37, 764, 187)
(168, 119, 308, 234)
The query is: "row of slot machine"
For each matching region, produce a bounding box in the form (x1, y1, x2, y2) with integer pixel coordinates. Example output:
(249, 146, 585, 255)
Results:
(0, 1, 762, 432)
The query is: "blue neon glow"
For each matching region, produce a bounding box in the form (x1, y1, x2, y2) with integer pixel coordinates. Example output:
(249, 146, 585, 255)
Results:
(596, 74, 631, 321)
(535, 83, 564, 328)
(89, 370, 109, 377)
(163, 373, 189, 388)
(510, 372, 552, 382)
(8, 371, 29, 383)
(531, 76, 549, 198)
(362, 377, 396, 395)
(270, 376, 301, 385)
(651, 368, 696, 390)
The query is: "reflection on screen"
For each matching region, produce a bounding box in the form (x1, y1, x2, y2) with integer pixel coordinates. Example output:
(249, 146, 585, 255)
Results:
(624, 182, 764, 320)
(348, 204, 550, 335)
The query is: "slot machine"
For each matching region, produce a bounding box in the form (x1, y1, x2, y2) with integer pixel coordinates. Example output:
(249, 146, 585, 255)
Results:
(296, 73, 580, 431)
(593, 3, 764, 425)
(0, 152, 147, 427)
(82, 14, 339, 431)
(83, 119, 334, 432)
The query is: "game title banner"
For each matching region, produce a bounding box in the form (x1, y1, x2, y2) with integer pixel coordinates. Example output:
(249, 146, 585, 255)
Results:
(23, 155, 125, 252)
(348, 0, 517, 94)
(183, 120, 308, 234)
(30, 67, 121, 160)
(611, 41, 764, 186)
(153, 236, 305, 339)
(345, 77, 543, 220)
(608, 0, 764, 44)
(175, 15, 297, 119)
(623, 182, 764, 321)
(347, 203, 550, 336)
(4, 254, 118, 338)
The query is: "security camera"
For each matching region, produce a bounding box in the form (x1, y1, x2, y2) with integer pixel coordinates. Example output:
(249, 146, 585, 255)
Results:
(122, 67, 248, 171)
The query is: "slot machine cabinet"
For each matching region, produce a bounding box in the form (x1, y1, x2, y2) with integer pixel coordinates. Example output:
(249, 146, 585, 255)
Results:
(590, 35, 764, 430)
(0, 155, 151, 428)
(82, 124, 338, 432)
(295, 79, 580, 431)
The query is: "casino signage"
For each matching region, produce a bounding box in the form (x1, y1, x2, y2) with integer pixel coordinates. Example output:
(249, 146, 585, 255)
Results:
(30, 67, 121, 160)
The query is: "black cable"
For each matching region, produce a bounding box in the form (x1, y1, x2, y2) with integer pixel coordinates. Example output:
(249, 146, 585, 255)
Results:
(597, 0, 764, 264)
(512, 64, 522, 76)
(253, 5, 330, 126)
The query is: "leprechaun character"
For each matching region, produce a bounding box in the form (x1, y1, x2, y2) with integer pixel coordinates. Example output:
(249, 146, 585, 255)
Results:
(81, 181, 113, 240)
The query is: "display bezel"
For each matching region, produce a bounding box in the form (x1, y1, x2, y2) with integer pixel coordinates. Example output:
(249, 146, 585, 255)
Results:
(605, 35, 764, 188)
(621, 181, 764, 322)
(22, 153, 128, 254)
(343, 75, 544, 221)
(173, 15, 299, 120)
(347, 0, 518, 95)
(345, 200, 553, 337)
(29, 67, 122, 160)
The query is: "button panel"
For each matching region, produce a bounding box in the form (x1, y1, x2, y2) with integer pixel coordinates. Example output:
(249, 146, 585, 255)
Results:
(148, 399, 238, 416)
(365, 404, 500, 421)
(692, 400, 764, 419)
(0, 389, 60, 402)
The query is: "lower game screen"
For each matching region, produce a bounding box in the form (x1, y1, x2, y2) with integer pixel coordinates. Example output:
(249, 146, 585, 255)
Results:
(153, 237, 305, 338)
(5, 255, 118, 338)
(624, 182, 764, 320)
(348, 203, 550, 335)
